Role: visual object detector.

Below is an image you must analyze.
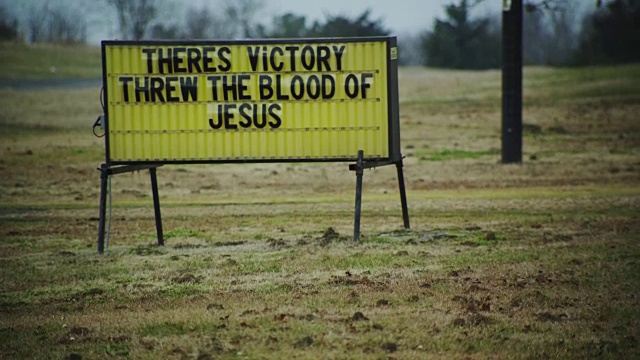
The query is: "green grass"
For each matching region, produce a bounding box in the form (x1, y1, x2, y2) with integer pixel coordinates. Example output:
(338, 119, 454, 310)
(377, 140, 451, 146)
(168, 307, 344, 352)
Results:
(523, 64, 640, 104)
(0, 42, 101, 79)
(416, 148, 500, 161)
(0, 60, 639, 359)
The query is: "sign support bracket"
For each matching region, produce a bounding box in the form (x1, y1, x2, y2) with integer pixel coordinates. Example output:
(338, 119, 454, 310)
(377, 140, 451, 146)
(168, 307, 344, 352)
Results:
(349, 152, 410, 241)
(97, 164, 164, 254)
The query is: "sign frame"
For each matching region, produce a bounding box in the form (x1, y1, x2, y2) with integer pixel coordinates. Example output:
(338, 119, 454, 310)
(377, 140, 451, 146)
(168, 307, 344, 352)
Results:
(101, 37, 402, 166)
(96, 36, 408, 254)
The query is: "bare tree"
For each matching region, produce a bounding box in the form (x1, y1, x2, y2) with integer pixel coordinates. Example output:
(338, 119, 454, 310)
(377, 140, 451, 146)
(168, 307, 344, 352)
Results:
(26, 1, 49, 42)
(397, 33, 425, 66)
(107, 0, 158, 40)
(522, 1, 578, 65)
(181, 0, 263, 40)
(46, 5, 86, 43)
(545, 4, 577, 64)
(222, 0, 263, 38)
(23, 1, 86, 44)
(184, 6, 210, 39)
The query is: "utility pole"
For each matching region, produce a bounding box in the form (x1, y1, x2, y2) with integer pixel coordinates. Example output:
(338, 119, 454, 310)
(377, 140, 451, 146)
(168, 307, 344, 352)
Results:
(501, 0, 523, 163)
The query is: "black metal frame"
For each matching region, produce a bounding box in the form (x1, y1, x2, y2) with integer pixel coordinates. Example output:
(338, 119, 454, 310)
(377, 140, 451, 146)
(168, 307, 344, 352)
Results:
(349, 152, 410, 241)
(97, 36, 409, 252)
(97, 164, 164, 254)
(101, 36, 402, 166)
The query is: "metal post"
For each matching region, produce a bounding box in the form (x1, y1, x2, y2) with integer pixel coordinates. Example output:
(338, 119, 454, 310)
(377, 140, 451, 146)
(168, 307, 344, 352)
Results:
(149, 167, 164, 246)
(395, 161, 410, 229)
(353, 150, 364, 241)
(502, 0, 523, 163)
(97, 164, 108, 254)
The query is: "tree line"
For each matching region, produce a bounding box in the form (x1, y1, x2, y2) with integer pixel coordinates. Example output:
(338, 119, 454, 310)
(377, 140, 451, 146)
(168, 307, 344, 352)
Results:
(0, 0, 637, 67)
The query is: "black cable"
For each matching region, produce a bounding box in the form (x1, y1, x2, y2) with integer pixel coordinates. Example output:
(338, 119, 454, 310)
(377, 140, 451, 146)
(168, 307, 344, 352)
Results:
(93, 115, 105, 138)
(100, 86, 105, 111)
(94, 87, 106, 137)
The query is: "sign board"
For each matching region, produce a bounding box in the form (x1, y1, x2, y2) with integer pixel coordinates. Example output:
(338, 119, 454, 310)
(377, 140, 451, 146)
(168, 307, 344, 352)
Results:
(101, 37, 401, 164)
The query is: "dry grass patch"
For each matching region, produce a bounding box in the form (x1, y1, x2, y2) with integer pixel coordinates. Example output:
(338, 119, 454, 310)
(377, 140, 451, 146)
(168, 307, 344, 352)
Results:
(1, 64, 639, 358)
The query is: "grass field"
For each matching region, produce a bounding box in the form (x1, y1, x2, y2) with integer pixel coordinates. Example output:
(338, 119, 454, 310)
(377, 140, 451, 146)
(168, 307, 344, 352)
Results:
(0, 43, 639, 359)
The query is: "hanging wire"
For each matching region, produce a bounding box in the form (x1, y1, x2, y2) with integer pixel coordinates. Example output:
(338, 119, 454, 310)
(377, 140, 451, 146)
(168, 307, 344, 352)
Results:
(93, 87, 106, 137)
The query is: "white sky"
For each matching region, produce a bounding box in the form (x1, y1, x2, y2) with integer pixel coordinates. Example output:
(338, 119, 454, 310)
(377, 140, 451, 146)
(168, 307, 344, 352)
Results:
(251, 0, 501, 35)
(2, 0, 590, 44)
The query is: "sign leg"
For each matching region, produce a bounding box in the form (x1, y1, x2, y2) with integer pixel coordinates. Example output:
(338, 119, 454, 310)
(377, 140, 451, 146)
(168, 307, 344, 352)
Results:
(395, 161, 410, 229)
(149, 167, 164, 246)
(353, 150, 364, 241)
(97, 164, 108, 254)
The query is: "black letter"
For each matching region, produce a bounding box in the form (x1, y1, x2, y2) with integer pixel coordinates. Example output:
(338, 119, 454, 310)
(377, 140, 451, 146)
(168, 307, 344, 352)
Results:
(333, 45, 346, 71)
(255, 104, 267, 129)
(275, 74, 289, 100)
(179, 76, 198, 101)
(247, 46, 260, 71)
(150, 77, 166, 102)
(360, 73, 373, 99)
(203, 47, 217, 72)
(134, 76, 150, 102)
(268, 104, 282, 129)
(224, 104, 237, 129)
(119, 76, 133, 102)
(173, 47, 186, 73)
(209, 105, 223, 129)
(207, 75, 221, 101)
(307, 75, 320, 100)
(238, 103, 253, 128)
(285, 45, 299, 71)
(259, 75, 273, 100)
(221, 75, 237, 101)
(142, 49, 155, 73)
(317, 46, 331, 71)
(262, 46, 269, 71)
(291, 75, 304, 100)
(237, 74, 251, 100)
(345, 74, 359, 99)
(187, 48, 202, 73)
(218, 47, 231, 71)
(166, 77, 179, 102)
(270, 46, 284, 71)
(301, 45, 315, 71)
(321, 74, 336, 99)
(157, 48, 172, 74)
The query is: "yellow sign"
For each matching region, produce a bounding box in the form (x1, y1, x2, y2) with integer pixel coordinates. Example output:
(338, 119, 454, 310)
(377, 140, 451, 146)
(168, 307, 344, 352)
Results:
(102, 38, 399, 163)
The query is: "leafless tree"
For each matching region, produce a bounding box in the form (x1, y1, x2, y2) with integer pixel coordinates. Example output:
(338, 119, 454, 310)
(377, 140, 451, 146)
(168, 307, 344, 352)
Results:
(107, 0, 158, 40)
(184, 6, 210, 39)
(522, 1, 577, 65)
(397, 33, 424, 66)
(26, 1, 48, 42)
(46, 5, 86, 43)
(222, 0, 264, 38)
(23, 1, 86, 43)
(182, 0, 263, 40)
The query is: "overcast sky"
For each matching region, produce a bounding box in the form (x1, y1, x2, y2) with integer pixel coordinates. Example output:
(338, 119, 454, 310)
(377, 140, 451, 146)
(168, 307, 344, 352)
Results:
(260, 0, 501, 35)
(2, 0, 590, 44)
(1, 0, 502, 42)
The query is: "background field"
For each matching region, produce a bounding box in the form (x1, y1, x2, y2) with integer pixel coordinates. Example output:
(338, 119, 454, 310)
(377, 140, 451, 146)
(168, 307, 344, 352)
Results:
(0, 43, 638, 359)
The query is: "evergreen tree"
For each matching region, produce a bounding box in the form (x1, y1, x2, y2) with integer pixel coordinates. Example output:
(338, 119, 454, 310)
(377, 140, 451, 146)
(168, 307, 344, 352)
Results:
(308, 10, 389, 38)
(574, 0, 640, 65)
(421, 0, 501, 69)
(257, 13, 309, 38)
(0, 5, 19, 41)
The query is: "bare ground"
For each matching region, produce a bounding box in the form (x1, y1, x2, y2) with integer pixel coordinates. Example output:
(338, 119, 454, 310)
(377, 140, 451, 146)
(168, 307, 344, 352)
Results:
(0, 65, 638, 359)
